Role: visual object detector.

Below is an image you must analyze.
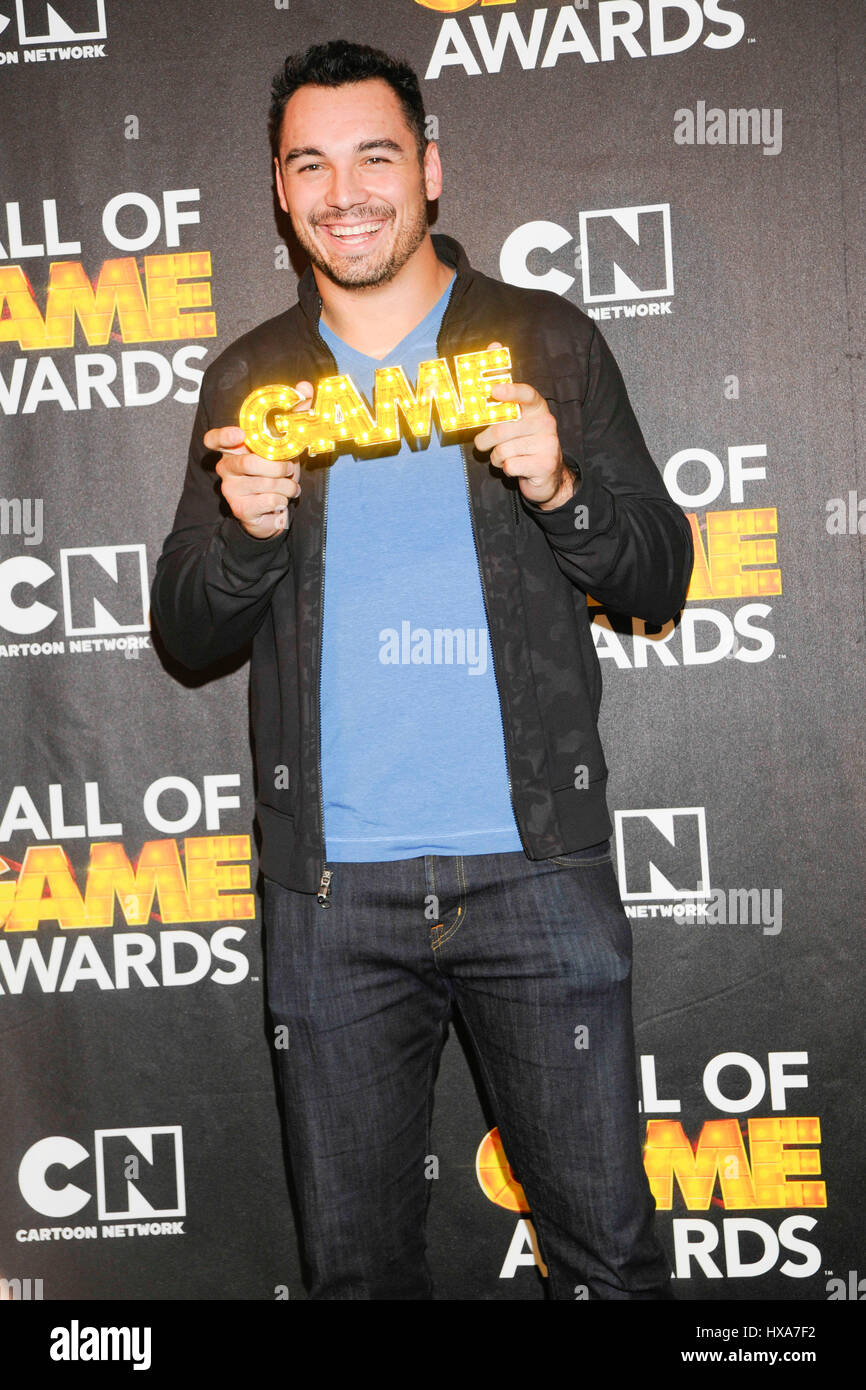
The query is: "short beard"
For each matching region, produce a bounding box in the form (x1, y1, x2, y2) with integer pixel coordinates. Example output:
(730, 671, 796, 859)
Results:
(295, 174, 430, 290)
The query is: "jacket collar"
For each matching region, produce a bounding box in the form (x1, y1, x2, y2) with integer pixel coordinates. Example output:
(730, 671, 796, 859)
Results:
(296, 231, 476, 326)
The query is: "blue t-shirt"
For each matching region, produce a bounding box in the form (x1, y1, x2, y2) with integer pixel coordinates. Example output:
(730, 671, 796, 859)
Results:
(318, 272, 523, 861)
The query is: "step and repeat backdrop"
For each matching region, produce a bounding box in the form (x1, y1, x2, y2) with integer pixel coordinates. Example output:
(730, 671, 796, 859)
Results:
(1, 0, 863, 1302)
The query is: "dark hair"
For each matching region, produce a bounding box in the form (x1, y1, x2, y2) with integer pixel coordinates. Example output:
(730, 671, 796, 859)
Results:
(269, 39, 428, 166)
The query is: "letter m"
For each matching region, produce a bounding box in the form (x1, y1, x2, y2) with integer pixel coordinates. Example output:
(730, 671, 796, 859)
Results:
(728, 108, 761, 145)
(643, 1118, 757, 1209)
(44, 259, 153, 349)
(83, 841, 193, 926)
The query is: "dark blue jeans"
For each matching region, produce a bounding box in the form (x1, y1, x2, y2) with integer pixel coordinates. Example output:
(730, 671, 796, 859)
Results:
(262, 841, 672, 1300)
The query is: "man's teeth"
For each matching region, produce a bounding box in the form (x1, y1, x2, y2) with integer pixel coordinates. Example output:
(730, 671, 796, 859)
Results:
(327, 222, 383, 238)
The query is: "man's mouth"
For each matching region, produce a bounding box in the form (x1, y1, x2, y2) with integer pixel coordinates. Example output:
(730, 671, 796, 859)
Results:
(320, 219, 387, 247)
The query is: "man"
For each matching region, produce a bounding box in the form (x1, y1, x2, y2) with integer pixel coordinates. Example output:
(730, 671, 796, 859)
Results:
(151, 38, 693, 1300)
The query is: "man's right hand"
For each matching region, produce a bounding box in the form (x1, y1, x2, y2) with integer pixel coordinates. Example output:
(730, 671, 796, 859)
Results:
(207, 380, 314, 540)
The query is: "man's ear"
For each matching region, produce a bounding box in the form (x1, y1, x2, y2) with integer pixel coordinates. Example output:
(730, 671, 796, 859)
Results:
(423, 140, 443, 202)
(274, 156, 289, 215)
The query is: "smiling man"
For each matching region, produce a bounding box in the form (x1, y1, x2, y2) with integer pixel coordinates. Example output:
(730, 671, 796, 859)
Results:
(151, 38, 693, 1301)
(277, 84, 439, 298)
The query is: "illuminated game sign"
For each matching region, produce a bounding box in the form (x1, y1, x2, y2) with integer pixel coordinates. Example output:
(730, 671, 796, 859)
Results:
(239, 345, 520, 461)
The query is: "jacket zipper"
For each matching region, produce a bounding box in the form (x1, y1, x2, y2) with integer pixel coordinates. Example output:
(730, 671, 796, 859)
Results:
(316, 865, 333, 906)
(459, 441, 528, 856)
(315, 460, 332, 907)
(312, 309, 338, 907)
(433, 296, 528, 856)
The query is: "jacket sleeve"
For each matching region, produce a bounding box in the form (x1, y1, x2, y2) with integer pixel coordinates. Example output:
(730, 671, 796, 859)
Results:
(519, 321, 693, 625)
(150, 376, 293, 671)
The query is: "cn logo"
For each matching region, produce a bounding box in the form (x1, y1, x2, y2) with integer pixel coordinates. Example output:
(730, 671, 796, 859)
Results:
(61, 545, 149, 636)
(579, 203, 674, 303)
(499, 203, 674, 302)
(0, 544, 149, 637)
(11, 0, 106, 43)
(614, 807, 710, 901)
(18, 1126, 185, 1220)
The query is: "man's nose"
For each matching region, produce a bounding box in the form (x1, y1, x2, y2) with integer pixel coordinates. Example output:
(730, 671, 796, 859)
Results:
(325, 163, 369, 209)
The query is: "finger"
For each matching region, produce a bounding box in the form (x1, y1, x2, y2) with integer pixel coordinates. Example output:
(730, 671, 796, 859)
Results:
(242, 508, 290, 538)
(474, 414, 535, 453)
(486, 438, 542, 474)
(235, 490, 299, 526)
(240, 475, 301, 498)
(487, 380, 540, 406)
(204, 424, 249, 454)
(293, 381, 315, 408)
(221, 472, 301, 500)
(216, 452, 289, 480)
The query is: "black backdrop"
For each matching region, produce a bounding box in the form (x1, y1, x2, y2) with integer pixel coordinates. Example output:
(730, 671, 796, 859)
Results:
(1, 0, 864, 1302)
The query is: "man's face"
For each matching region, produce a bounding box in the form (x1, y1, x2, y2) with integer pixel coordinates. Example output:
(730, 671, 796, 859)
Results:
(274, 78, 441, 290)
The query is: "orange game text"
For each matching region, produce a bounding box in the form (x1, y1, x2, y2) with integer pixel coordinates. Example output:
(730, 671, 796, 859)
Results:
(0, 836, 254, 929)
(0, 254, 216, 349)
(644, 1117, 826, 1210)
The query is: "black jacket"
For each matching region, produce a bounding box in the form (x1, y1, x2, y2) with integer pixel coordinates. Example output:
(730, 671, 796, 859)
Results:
(151, 232, 693, 896)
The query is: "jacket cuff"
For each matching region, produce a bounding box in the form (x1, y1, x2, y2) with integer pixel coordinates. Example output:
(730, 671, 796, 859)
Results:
(519, 454, 616, 539)
(218, 514, 290, 577)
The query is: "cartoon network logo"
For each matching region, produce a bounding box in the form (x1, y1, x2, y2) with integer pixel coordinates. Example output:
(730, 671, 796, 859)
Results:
(614, 806, 710, 902)
(614, 808, 782, 933)
(0, 544, 150, 653)
(16, 1126, 186, 1239)
(0, 1, 106, 56)
(501, 204, 674, 315)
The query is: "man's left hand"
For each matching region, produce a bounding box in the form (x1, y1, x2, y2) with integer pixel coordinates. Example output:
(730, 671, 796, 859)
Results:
(472, 341, 575, 510)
